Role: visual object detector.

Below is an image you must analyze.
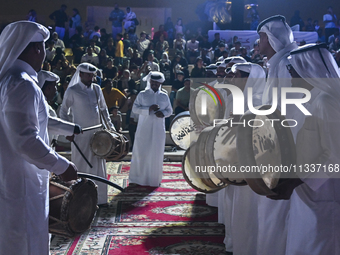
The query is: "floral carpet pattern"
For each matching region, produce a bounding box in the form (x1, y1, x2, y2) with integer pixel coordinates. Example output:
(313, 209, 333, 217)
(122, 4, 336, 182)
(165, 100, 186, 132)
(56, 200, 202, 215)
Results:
(50, 162, 227, 255)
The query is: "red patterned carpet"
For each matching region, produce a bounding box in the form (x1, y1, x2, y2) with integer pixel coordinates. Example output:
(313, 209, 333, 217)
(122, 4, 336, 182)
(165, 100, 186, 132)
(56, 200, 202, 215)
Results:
(50, 162, 227, 255)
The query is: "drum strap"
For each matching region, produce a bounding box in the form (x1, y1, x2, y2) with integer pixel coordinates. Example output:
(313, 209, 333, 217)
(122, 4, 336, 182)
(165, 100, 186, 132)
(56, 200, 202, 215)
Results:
(93, 87, 111, 131)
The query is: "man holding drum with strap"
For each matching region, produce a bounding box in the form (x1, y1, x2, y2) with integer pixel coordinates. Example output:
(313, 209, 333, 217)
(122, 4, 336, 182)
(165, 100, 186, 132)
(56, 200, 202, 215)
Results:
(255, 15, 298, 255)
(269, 43, 340, 255)
(60, 63, 115, 206)
(0, 21, 78, 255)
(128, 71, 172, 187)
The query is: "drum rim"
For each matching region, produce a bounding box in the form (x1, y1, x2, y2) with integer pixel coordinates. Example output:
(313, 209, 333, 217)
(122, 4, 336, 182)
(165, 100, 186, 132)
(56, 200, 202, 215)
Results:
(204, 123, 247, 186)
(169, 112, 192, 150)
(182, 145, 224, 193)
(237, 105, 297, 195)
(189, 86, 226, 127)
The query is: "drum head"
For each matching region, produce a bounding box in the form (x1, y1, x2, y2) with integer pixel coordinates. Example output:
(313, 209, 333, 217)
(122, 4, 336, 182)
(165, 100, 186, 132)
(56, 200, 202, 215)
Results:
(189, 86, 226, 127)
(204, 123, 247, 185)
(237, 105, 296, 195)
(64, 178, 98, 234)
(182, 144, 227, 193)
(169, 111, 199, 150)
(91, 130, 120, 157)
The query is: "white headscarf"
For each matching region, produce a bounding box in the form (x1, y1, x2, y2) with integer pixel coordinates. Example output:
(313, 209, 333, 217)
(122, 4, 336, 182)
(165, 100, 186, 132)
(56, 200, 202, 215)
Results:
(226, 56, 247, 66)
(257, 15, 294, 53)
(231, 62, 266, 109)
(142, 71, 165, 90)
(288, 43, 340, 99)
(68, 62, 97, 87)
(205, 64, 217, 75)
(37, 70, 60, 89)
(0, 20, 50, 81)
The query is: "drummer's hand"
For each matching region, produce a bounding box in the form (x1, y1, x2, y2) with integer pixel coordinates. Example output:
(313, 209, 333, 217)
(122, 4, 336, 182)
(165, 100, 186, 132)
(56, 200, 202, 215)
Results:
(149, 104, 160, 111)
(266, 178, 303, 200)
(73, 124, 83, 135)
(59, 162, 78, 182)
(66, 134, 75, 142)
(155, 110, 164, 118)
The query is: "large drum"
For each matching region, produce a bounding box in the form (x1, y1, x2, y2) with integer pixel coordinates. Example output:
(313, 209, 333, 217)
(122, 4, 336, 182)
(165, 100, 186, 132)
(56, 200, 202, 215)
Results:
(90, 130, 129, 161)
(49, 176, 98, 238)
(237, 105, 297, 196)
(169, 111, 199, 150)
(189, 85, 226, 127)
(182, 143, 226, 193)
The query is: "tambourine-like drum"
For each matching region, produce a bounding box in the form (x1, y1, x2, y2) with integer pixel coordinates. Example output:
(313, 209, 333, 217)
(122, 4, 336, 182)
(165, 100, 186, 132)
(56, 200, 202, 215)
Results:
(182, 144, 226, 193)
(202, 123, 247, 186)
(90, 130, 129, 161)
(169, 111, 199, 150)
(49, 176, 98, 238)
(189, 85, 226, 127)
(237, 105, 297, 196)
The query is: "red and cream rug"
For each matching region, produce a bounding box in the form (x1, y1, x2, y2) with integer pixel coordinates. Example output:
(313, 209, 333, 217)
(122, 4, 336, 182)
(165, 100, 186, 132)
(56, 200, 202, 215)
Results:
(50, 162, 227, 255)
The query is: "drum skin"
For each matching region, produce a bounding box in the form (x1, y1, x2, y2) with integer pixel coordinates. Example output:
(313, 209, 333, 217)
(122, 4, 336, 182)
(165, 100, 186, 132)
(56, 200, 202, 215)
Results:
(237, 105, 297, 196)
(90, 130, 129, 161)
(169, 111, 198, 150)
(49, 176, 98, 238)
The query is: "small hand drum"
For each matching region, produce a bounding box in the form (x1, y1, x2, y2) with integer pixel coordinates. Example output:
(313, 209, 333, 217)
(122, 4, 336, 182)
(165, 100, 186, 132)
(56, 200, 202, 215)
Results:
(49, 176, 98, 238)
(237, 105, 297, 196)
(90, 130, 129, 161)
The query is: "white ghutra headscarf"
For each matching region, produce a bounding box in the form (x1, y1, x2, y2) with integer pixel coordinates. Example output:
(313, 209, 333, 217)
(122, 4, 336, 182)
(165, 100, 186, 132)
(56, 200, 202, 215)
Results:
(142, 71, 165, 90)
(68, 62, 98, 88)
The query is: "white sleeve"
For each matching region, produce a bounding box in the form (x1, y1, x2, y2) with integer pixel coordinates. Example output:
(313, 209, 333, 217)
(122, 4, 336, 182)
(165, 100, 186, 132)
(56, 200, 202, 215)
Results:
(132, 92, 150, 116)
(48, 116, 75, 136)
(3, 80, 69, 175)
(59, 87, 74, 122)
(160, 94, 173, 118)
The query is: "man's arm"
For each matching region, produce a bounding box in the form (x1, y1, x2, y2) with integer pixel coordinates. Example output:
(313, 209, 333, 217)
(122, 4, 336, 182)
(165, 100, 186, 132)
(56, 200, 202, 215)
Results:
(132, 92, 151, 115)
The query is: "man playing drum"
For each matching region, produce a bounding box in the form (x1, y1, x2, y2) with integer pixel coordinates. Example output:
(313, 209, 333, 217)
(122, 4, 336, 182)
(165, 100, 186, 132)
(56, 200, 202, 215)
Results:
(60, 63, 115, 206)
(0, 21, 78, 255)
(128, 71, 172, 187)
(269, 43, 340, 255)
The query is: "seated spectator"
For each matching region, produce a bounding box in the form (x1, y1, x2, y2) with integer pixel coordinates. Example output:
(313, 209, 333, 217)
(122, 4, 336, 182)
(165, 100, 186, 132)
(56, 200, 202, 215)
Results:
(214, 42, 227, 62)
(250, 39, 263, 63)
(102, 78, 126, 109)
(100, 28, 110, 47)
(81, 46, 99, 66)
(130, 49, 143, 67)
(45, 40, 56, 63)
(170, 70, 185, 106)
(137, 62, 152, 91)
(228, 35, 238, 50)
(240, 47, 252, 62)
(69, 26, 85, 64)
(159, 52, 171, 82)
(170, 51, 189, 82)
(89, 26, 101, 40)
(143, 42, 156, 62)
(130, 64, 140, 81)
(212, 32, 223, 50)
(229, 41, 242, 57)
(109, 106, 123, 132)
(104, 37, 116, 58)
(127, 26, 138, 48)
(329, 37, 340, 54)
(155, 34, 169, 60)
(137, 31, 150, 56)
(196, 27, 204, 43)
(146, 50, 160, 71)
(51, 47, 67, 69)
(200, 48, 211, 66)
(328, 28, 340, 45)
(305, 18, 315, 31)
(102, 58, 118, 79)
(117, 69, 136, 92)
(153, 25, 168, 43)
(51, 32, 65, 51)
(98, 49, 109, 69)
(174, 78, 192, 115)
(217, 50, 229, 61)
(173, 33, 186, 52)
(199, 35, 212, 51)
(89, 39, 101, 54)
(186, 34, 200, 63)
(190, 57, 206, 78)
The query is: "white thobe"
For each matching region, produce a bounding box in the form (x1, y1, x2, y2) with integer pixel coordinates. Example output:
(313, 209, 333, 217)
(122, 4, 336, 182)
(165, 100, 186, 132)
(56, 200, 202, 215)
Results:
(60, 82, 114, 204)
(0, 60, 69, 255)
(286, 89, 340, 255)
(129, 88, 172, 187)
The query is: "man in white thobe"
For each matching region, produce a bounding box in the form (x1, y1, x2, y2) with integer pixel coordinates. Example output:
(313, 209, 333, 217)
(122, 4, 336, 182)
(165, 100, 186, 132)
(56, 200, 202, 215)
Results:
(60, 63, 115, 205)
(37, 70, 82, 145)
(0, 21, 78, 255)
(256, 15, 298, 255)
(129, 71, 173, 187)
(269, 43, 340, 255)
